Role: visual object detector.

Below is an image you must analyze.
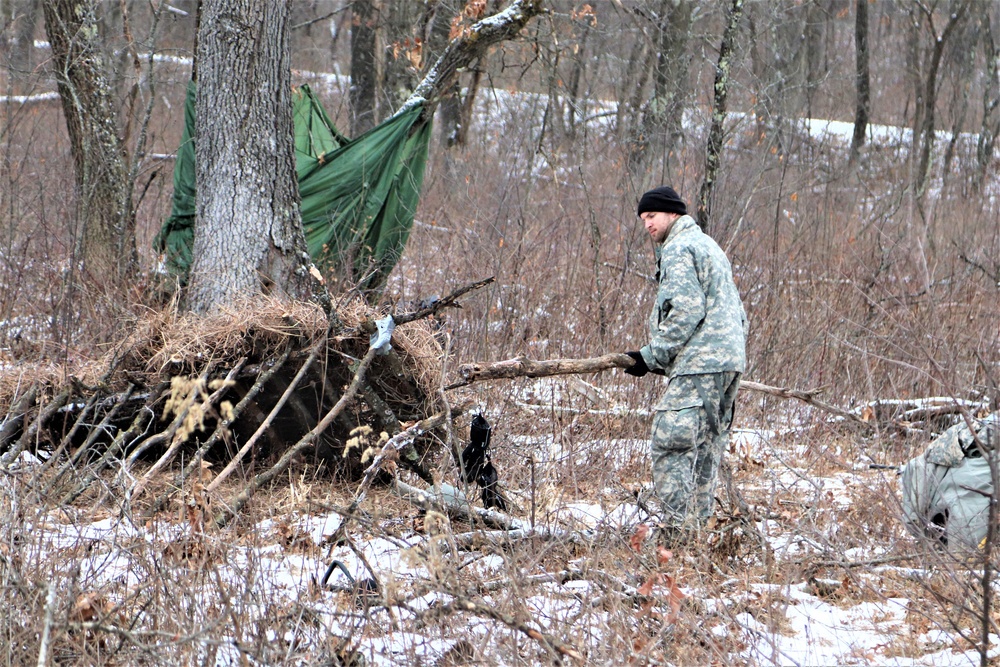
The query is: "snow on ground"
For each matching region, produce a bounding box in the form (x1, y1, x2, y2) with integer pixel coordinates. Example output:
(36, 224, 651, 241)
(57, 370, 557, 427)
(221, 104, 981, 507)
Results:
(11, 415, 999, 667)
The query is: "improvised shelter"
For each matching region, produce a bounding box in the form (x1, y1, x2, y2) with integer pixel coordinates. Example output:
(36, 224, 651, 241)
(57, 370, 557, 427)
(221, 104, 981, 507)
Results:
(154, 83, 432, 291)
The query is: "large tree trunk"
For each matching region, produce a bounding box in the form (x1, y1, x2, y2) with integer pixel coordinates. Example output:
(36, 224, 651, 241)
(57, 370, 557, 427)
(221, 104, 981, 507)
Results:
(381, 0, 420, 114)
(42, 0, 136, 282)
(185, 0, 311, 314)
(349, 0, 379, 136)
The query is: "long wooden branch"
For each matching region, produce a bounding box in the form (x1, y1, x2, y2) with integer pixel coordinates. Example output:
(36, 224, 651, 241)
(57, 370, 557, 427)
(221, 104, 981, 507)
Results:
(452, 353, 633, 387)
(394, 479, 519, 531)
(739, 379, 869, 427)
(452, 353, 870, 427)
(357, 276, 496, 339)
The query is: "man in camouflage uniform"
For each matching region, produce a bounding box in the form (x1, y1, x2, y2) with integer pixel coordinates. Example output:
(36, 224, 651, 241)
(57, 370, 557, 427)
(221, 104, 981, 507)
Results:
(624, 186, 747, 539)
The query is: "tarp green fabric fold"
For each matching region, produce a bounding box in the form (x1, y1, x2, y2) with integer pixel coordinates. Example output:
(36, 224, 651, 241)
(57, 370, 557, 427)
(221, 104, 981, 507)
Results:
(154, 82, 431, 290)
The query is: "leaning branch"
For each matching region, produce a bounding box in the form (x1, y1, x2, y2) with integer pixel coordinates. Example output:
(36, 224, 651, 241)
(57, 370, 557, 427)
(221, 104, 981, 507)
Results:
(325, 403, 472, 544)
(397, 0, 545, 122)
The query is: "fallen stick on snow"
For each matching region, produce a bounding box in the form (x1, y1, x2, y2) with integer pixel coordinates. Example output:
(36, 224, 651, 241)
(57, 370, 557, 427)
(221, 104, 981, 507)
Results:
(394, 479, 519, 531)
(450, 353, 871, 428)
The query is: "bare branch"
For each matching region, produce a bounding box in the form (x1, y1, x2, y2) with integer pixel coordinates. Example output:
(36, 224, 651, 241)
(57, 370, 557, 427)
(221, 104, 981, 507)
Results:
(397, 0, 546, 122)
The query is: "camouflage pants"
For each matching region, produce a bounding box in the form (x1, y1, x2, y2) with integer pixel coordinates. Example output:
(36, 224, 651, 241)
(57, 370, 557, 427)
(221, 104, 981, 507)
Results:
(650, 372, 740, 528)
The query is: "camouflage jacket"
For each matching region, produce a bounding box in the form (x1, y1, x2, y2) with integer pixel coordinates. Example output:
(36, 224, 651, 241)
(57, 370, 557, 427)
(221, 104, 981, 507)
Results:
(639, 216, 747, 383)
(923, 411, 1000, 467)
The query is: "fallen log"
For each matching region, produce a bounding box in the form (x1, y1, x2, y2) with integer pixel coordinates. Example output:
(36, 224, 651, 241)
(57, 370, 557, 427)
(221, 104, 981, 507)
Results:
(451, 353, 871, 428)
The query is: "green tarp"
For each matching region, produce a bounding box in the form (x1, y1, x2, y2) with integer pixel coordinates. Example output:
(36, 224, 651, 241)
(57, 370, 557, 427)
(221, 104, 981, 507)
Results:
(154, 82, 431, 290)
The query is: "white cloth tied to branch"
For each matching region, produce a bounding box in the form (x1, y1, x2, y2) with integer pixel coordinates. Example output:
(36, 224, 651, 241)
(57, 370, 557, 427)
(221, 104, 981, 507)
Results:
(369, 316, 395, 355)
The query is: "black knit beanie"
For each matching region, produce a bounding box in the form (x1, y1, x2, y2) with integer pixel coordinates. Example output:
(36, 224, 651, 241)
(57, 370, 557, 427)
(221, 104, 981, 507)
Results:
(637, 186, 687, 216)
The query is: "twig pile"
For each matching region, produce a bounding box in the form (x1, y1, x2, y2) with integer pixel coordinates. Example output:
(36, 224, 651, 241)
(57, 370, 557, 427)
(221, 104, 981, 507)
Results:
(0, 290, 476, 521)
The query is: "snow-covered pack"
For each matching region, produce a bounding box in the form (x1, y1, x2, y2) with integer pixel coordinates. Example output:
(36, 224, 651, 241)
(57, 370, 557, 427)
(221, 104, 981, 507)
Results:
(900, 412, 999, 551)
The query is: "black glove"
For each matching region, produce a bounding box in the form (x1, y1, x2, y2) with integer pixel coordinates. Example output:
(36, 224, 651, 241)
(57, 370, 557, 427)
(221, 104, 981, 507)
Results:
(624, 351, 649, 377)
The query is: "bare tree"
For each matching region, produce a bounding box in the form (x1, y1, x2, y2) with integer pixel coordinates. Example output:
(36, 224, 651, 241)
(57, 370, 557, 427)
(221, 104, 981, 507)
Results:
(42, 0, 136, 282)
(696, 0, 744, 231)
(976, 11, 999, 190)
(625, 0, 693, 179)
(381, 0, 421, 114)
(2, 0, 40, 90)
(941, 16, 978, 191)
(849, 0, 871, 165)
(747, 1, 812, 153)
(909, 0, 970, 200)
(562, 9, 593, 141)
(185, 0, 312, 313)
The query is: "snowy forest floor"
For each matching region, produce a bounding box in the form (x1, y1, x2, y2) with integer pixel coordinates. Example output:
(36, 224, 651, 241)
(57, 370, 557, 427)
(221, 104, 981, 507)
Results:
(4, 374, 996, 667)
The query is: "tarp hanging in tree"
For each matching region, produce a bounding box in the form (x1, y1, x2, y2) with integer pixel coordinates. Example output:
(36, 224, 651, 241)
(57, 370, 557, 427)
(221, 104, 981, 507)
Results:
(153, 82, 431, 290)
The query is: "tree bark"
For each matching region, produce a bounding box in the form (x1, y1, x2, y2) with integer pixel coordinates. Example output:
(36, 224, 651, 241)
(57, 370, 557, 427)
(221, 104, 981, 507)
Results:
(423, 0, 461, 148)
(849, 0, 870, 164)
(381, 0, 420, 114)
(349, 0, 379, 136)
(42, 0, 136, 282)
(913, 1, 970, 200)
(457, 353, 635, 384)
(976, 12, 999, 190)
(696, 0, 744, 231)
(628, 0, 692, 177)
(186, 0, 312, 314)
